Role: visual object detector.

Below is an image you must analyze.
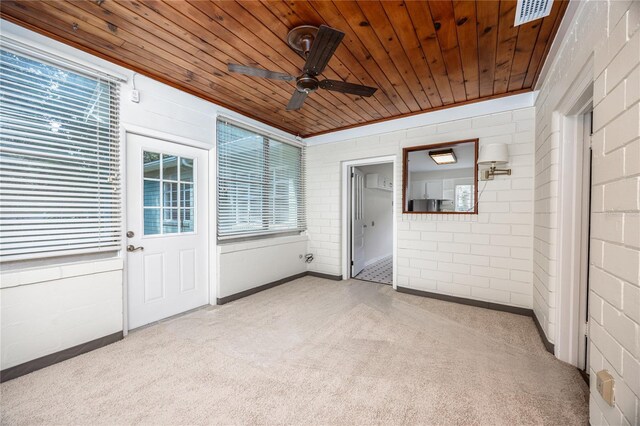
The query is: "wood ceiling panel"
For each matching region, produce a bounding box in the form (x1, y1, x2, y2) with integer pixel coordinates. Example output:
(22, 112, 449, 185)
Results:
(476, 0, 500, 98)
(426, 1, 467, 103)
(0, 0, 568, 137)
(452, 1, 480, 100)
(493, 0, 520, 94)
(379, 1, 442, 108)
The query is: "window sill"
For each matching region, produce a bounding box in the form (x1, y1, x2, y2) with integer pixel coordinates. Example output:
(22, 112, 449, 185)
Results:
(0, 258, 124, 289)
(217, 233, 308, 254)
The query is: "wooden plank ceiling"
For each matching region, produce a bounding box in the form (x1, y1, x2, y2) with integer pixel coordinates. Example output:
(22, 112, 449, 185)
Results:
(0, 1, 568, 137)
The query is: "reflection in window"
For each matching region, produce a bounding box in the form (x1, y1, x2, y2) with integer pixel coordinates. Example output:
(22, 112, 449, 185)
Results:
(455, 184, 474, 212)
(404, 140, 477, 214)
(143, 151, 194, 235)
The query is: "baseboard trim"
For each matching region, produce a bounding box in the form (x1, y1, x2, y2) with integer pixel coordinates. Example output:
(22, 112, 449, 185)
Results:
(396, 286, 533, 317)
(217, 271, 343, 305)
(0, 331, 123, 383)
(307, 271, 343, 281)
(397, 286, 557, 354)
(217, 272, 308, 305)
(532, 311, 555, 354)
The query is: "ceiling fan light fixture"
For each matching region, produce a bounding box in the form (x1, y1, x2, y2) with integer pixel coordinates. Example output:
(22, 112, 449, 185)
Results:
(429, 148, 457, 165)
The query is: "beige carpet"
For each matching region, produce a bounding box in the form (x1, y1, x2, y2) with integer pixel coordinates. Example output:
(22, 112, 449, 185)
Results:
(0, 276, 588, 425)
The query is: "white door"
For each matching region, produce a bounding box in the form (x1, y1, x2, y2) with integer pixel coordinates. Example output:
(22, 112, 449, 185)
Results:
(126, 133, 209, 329)
(351, 167, 365, 276)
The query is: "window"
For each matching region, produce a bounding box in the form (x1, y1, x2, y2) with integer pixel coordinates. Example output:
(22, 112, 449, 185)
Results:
(455, 184, 474, 212)
(217, 120, 305, 239)
(143, 152, 194, 235)
(0, 49, 121, 261)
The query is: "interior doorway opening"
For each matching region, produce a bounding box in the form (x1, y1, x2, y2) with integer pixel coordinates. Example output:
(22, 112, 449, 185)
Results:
(349, 162, 394, 285)
(555, 85, 594, 376)
(577, 110, 593, 378)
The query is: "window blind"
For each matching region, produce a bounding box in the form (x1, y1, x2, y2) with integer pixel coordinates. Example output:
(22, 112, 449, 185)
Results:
(217, 120, 305, 239)
(0, 49, 121, 261)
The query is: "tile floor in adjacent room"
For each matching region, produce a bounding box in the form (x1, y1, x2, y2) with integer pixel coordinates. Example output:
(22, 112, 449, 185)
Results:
(354, 255, 393, 285)
(0, 276, 588, 425)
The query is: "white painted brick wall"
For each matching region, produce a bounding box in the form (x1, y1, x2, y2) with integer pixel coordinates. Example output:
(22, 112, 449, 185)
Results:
(306, 108, 536, 309)
(0, 260, 124, 370)
(535, 0, 640, 423)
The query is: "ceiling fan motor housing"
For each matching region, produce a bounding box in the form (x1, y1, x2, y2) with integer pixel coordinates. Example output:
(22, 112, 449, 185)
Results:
(296, 74, 319, 93)
(287, 25, 318, 55)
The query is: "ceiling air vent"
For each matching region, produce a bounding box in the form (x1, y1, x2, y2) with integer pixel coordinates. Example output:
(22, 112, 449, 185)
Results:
(514, 0, 553, 26)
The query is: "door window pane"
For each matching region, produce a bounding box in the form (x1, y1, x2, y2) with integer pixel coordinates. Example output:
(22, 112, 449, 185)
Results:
(181, 208, 194, 232)
(144, 180, 160, 207)
(144, 208, 161, 235)
(142, 152, 195, 235)
(162, 155, 178, 181)
(181, 183, 193, 208)
(163, 182, 178, 208)
(144, 152, 160, 178)
(180, 158, 194, 182)
(163, 208, 179, 233)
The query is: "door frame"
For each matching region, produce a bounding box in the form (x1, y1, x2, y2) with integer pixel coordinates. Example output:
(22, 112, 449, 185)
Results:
(341, 155, 397, 288)
(121, 123, 216, 335)
(554, 64, 594, 365)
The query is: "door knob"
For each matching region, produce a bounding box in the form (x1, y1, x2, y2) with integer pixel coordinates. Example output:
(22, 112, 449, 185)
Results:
(127, 244, 144, 252)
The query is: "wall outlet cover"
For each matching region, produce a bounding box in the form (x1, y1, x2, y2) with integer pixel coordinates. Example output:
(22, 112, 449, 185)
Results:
(596, 370, 615, 406)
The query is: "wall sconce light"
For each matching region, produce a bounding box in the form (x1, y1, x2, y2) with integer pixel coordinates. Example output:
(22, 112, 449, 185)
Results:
(429, 148, 457, 165)
(478, 143, 511, 180)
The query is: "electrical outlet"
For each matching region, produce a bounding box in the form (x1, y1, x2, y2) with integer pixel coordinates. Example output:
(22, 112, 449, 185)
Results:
(596, 370, 615, 406)
(130, 89, 140, 103)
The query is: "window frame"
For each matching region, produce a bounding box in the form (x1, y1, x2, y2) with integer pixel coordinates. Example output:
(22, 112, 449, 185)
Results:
(216, 119, 306, 241)
(0, 43, 124, 262)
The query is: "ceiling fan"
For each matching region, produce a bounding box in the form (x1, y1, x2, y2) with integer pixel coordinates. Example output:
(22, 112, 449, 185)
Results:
(227, 25, 377, 111)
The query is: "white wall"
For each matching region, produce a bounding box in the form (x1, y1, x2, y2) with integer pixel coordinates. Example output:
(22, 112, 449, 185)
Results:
(533, 1, 640, 423)
(1, 260, 123, 370)
(0, 20, 301, 370)
(357, 163, 393, 265)
(306, 107, 536, 308)
(218, 235, 308, 298)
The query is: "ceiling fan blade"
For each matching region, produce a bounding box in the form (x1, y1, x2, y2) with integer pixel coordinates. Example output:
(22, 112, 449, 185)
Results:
(303, 25, 344, 76)
(228, 63, 296, 82)
(286, 90, 308, 111)
(319, 80, 377, 97)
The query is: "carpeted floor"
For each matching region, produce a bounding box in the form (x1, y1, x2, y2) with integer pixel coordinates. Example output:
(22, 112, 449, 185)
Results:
(0, 276, 588, 425)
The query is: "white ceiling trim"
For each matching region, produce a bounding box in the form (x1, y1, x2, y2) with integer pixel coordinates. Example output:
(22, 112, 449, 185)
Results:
(303, 92, 537, 146)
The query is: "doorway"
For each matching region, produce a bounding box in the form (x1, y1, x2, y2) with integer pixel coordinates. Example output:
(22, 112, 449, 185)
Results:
(126, 133, 209, 329)
(349, 162, 394, 285)
(577, 110, 593, 376)
(556, 99, 594, 372)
